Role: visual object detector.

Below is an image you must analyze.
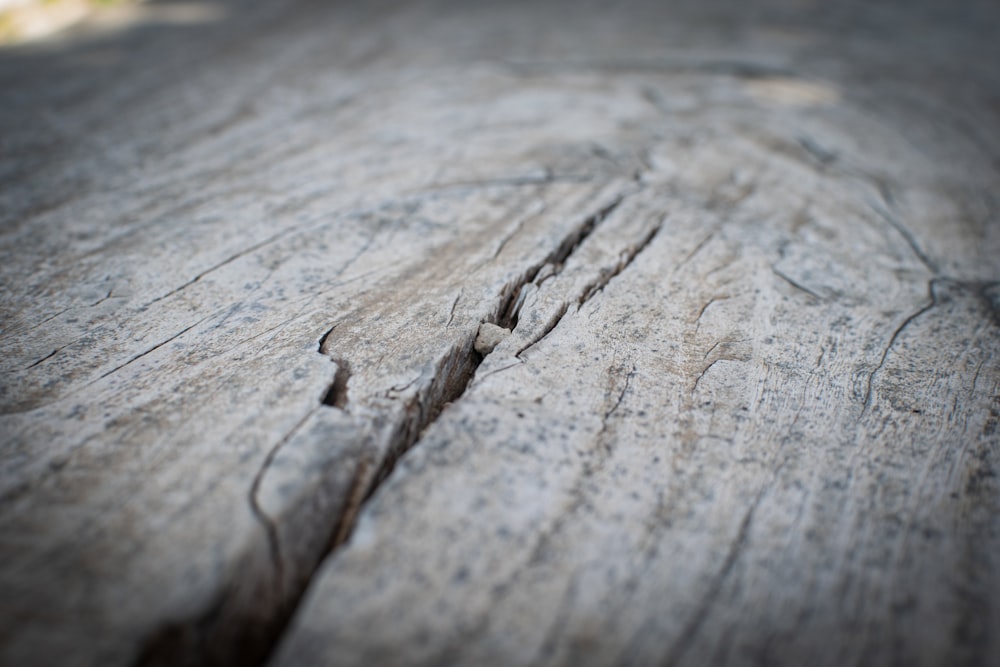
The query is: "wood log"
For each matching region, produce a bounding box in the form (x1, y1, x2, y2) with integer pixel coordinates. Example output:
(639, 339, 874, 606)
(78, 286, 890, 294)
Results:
(0, 1, 997, 666)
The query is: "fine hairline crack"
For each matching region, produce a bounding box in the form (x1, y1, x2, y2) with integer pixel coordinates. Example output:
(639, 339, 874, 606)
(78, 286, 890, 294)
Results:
(861, 278, 940, 411)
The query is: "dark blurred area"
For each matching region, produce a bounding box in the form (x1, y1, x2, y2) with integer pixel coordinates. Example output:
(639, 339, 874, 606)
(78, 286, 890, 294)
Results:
(2, 0, 998, 223)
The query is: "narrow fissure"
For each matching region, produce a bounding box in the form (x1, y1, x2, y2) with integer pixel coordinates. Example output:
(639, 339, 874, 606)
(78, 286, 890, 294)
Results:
(334, 192, 630, 510)
(320, 360, 351, 409)
(576, 217, 662, 306)
(496, 193, 627, 328)
(518, 209, 661, 358)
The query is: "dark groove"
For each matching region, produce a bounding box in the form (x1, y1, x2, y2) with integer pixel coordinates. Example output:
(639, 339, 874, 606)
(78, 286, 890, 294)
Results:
(24, 348, 59, 370)
(500, 193, 627, 327)
(320, 360, 351, 409)
(328, 454, 373, 550)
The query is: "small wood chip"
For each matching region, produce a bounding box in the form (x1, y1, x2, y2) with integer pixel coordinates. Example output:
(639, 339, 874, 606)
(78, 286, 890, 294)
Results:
(474, 323, 511, 355)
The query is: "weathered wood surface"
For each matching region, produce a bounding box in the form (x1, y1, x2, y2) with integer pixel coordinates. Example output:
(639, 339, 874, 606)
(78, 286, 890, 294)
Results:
(1, 1, 998, 665)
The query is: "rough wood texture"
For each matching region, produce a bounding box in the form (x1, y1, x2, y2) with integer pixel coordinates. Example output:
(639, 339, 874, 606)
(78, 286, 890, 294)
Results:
(1, 1, 998, 666)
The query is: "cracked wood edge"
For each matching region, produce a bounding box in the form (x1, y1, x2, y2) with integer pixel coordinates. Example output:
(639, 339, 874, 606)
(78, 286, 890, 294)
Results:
(1, 1, 998, 666)
(268, 8, 1000, 659)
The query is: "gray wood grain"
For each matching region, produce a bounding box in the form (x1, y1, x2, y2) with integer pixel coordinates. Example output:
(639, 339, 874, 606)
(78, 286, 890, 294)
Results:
(1, 1, 997, 666)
